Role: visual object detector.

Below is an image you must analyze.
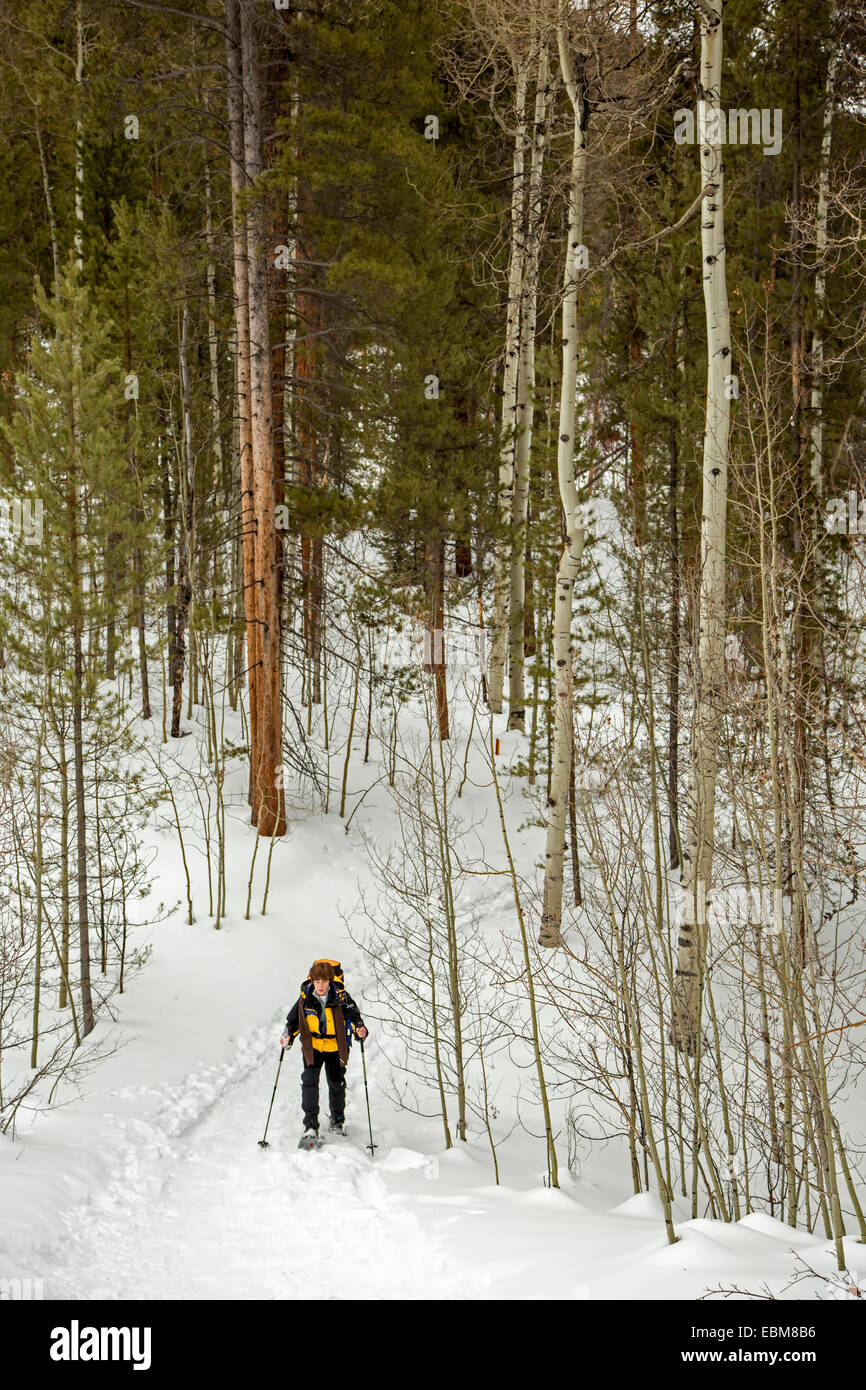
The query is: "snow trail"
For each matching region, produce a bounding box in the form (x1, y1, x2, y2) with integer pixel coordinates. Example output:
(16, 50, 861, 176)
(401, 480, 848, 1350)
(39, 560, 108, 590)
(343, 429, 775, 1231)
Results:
(16, 1023, 851, 1302)
(39, 1031, 462, 1301)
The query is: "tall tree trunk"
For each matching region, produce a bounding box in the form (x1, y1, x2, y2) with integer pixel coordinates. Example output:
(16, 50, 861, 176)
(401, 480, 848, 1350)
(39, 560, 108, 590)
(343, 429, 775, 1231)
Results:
(65, 278, 94, 1037)
(205, 152, 226, 625)
(226, 0, 261, 815)
(788, 12, 811, 976)
(172, 301, 194, 740)
(787, 13, 845, 1260)
(72, 636, 93, 1037)
(811, 1, 839, 500)
(488, 62, 528, 714)
(295, 214, 324, 702)
(508, 39, 551, 732)
(124, 288, 151, 720)
(310, 534, 323, 705)
(34, 107, 60, 290)
(568, 727, 582, 906)
(628, 311, 646, 545)
(228, 327, 244, 711)
(30, 675, 47, 1066)
(270, 209, 287, 627)
(161, 441, 177, 732)
(809, 5, 837, 496)
(68, 471, 94, 1035)
(240, 0, 285, 835)
(671, 0, 732, 1052)
(280, 80, 300, 635)
(668, 314, 684, 868)
(453, 394, 475, 582)
(425, 534, 449, 741)
(133, 550, 150, 719)
(58, 717, 70, 1011)
(73, 0, 85, 272)
(524, 523, 536, 665)
(104, 536, 118, 681)
(539, 31, 588, 948)
(668, 410, 681, 869)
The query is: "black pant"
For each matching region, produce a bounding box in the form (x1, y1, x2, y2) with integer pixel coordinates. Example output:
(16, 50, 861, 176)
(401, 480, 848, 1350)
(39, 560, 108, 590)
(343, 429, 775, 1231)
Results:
(301, 1050, 346, 1128)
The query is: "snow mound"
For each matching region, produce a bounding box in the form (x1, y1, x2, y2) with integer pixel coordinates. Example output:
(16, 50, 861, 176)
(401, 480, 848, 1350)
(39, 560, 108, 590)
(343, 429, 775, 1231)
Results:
(649, 1227, 759, 1271)
(609, 1192, 667, 1221)
(737, 1212, 820, 1246)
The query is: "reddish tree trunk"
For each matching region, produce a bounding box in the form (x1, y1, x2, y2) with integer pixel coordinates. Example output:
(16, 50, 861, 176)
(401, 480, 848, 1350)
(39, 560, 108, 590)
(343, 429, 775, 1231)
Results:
(240, 0, 285, 836)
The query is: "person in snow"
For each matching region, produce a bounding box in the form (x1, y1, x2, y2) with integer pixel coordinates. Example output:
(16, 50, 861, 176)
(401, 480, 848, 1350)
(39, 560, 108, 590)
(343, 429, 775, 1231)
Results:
(280, 960, 367, 1139)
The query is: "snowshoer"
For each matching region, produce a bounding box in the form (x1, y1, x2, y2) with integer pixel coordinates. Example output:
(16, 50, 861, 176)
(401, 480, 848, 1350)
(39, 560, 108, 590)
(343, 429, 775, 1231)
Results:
(280, 959, 367, 1147)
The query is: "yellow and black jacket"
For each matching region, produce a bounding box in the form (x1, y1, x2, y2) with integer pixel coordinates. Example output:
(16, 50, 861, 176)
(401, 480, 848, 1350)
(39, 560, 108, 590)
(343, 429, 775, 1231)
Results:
(285, 982, 365, 1067)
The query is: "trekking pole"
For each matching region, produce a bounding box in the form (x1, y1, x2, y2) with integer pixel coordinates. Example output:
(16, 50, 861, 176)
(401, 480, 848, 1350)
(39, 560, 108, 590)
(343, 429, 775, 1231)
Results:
(258, 1047, 286, 1149)
(359, 1038, 377, 1157)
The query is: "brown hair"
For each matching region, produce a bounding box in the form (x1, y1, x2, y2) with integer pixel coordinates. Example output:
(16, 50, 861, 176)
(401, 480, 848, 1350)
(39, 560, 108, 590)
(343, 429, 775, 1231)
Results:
(310, 960, 334, 983)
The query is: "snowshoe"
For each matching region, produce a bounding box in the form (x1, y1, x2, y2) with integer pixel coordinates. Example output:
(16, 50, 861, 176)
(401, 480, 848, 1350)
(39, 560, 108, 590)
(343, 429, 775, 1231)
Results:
(329, 1118, 347, 1136)
(298, 1128, 324, 1151)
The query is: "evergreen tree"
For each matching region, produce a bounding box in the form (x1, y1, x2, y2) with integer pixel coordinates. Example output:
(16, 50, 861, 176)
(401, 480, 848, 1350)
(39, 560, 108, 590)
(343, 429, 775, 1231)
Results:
(1, 263, 140, 1035)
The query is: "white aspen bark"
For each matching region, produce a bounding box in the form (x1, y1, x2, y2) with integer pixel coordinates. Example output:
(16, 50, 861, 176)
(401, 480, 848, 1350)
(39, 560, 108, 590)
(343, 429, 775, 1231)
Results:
(809, 5, 837, 495)
(539, 26, 587, 948)
(488, 63, 528, 715)
(240, 0, 285, 836)
(508, 40, 551, 732)
(671, 0, 731, 1051)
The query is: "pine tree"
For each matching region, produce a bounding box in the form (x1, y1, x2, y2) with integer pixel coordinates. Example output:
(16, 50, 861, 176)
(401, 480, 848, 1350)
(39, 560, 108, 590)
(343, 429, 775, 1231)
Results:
(1, 262, 138, 1036)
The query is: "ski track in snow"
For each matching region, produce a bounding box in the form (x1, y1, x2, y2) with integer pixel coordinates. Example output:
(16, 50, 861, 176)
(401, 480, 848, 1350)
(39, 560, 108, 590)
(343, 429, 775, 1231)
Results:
(19, 1025, 851, 1303)
(40, 1028, 462, 1301)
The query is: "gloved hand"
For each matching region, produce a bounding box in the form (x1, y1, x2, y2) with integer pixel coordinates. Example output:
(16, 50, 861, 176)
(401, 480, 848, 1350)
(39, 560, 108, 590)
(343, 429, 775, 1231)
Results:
(280, 1034, 293, 1049)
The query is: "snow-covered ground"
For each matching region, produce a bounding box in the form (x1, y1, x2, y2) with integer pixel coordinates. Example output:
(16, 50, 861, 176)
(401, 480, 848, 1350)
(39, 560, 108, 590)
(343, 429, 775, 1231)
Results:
(1, 758, 859, 1303)
(1, 589, 863, 1303)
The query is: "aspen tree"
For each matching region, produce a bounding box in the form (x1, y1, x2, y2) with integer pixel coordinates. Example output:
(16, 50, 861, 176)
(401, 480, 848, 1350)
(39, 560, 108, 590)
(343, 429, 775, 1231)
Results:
(809, 2, 838, 496)
(539, 19, 588, 948)
(489, 58, 529, 715)
(508, 33, 552, 733)
(670, 0, 731, 1050)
